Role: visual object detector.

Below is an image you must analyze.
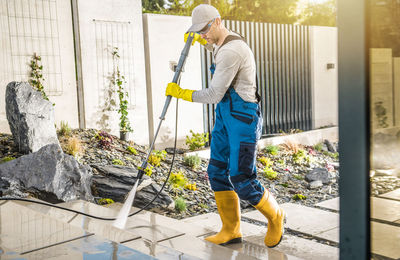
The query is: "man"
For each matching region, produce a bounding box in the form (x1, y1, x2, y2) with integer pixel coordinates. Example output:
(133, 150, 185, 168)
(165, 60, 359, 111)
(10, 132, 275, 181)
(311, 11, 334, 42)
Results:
(165, 4, 285, 248)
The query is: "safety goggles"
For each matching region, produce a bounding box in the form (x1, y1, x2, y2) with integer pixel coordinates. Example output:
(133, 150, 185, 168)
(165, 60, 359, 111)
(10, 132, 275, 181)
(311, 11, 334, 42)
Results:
(198, 18, 215, 34)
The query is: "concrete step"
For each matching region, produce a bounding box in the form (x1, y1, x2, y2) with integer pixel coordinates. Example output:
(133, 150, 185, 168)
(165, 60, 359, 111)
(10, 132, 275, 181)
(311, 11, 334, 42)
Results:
(379, 188, 400, 201)
(0, 201, 155, 259)
(243, 203, 339, 243)
(184, 211, 338, 259)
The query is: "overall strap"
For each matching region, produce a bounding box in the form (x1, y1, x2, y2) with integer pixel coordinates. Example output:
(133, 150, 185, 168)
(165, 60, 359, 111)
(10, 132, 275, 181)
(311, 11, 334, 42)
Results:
(213, 32, 261, 103)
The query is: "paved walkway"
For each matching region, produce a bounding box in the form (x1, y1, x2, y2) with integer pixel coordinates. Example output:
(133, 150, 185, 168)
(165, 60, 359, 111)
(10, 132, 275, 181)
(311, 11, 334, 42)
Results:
(1, 188, 399, 259)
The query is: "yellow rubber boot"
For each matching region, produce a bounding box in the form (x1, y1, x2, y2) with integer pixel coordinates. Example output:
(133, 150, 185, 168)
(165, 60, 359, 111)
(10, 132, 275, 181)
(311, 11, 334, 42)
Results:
(255, 190, 286, 248)
(205, 191, 242, 245)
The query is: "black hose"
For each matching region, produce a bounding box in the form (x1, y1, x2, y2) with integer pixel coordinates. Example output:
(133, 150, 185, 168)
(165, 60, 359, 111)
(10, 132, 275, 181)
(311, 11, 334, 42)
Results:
(0, 99, 180, 221)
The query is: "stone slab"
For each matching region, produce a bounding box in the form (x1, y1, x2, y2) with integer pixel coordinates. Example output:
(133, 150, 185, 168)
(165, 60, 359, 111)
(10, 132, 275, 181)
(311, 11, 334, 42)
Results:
(244, 233, 338, 260)
(183, 212, 267, 237)
(22, 235, 156, 260)
(243, 203, 339, 243)
(315, 197, 339, 211)
(123, 238, 201, 260)
(159, 234, 258, 260)
(371, 221, 400, 259)
(371, 197, 400, 222)
(0, 201, 92, 255)
(379, 188, 400, 201)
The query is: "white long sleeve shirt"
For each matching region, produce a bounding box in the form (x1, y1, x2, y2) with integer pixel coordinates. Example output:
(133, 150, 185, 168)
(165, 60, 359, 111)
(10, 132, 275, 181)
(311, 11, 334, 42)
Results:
(192, 32, 258, 104)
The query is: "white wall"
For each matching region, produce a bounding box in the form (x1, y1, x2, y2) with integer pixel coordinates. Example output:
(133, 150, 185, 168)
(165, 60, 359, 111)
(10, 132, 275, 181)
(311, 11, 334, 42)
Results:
(310, 26, 338, 128)
(76, 0, 149, 145)
(0, 0, 79, 132)
(143, 14, 204, 149)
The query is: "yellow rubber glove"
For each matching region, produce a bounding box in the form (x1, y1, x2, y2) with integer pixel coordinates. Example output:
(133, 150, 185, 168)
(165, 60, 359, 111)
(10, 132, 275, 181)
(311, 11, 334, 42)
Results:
(165, 82, 194, 102)
(184, 32, 207, 46)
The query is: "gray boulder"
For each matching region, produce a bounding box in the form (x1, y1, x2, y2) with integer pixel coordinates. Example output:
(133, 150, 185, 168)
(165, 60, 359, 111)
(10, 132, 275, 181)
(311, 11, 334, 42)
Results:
(305, 168, 336, 184)
(91, 164, 173, 209)
(0, 144, 93, 202)
(5, 81, 60, 153)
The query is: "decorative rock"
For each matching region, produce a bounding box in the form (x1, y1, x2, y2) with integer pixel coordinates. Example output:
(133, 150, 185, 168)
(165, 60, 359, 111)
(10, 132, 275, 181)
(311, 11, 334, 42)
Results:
(305, 168, 335, 184)
(324, 139, 336, 153)
(308, 180, 323, 189)
(90, 164, 173, 209)
(5, 82, 60, 153)
(0, 144, 93, 202)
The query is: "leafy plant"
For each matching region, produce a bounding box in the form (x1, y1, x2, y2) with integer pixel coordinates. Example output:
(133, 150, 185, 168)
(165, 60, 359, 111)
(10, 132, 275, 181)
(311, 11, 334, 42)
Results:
(148, 150, 167, 167)
(112, 159, 124, 165)
(279, 183, 289, 188)
(322, 151, 339, 160)
(65, 136, 82, 157)
(263, 167, 278, 180)
(264, 145, 279, 155)
(111, 47, 132, 133)
(29, 52, 50, 102)
(126, 146, 138, 155)
(292, 149, 306, 164)
(258, 156, 273, 167)
(95, 131, 114, 150)
(283, 140, 300, 153)
(0, 156, 15, 164)
(293, 194, 307, 200)
(57, 121, 71, 137)
(199, 203, 209, 209)
(98, 198, 114, 205)
(184, 182, 197, 191)
(144, 166, 154, 176)
(174, 197, 187, 213)
(293, 174, 304, 180)
(184, 154, 202, 170)
(185, 130, 209, 151)
(277, 159, 286, 166)
(313, 142, 323, 152)
(169, 171, 187, 189)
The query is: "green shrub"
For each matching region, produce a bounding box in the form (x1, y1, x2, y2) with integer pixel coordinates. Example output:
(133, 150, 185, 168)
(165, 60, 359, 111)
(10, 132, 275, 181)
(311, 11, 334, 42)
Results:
(65, 136, 82, 157)
(0, 156, 15, 164)
(184, 155, 202, 170)
(175, 197, 187, 212)
(264, 145, 279, 155)
(292, 149, 306, 164)
(293, 174, 304, 180)
(144, 166, 154, 176)
(322, 151, 339, 160)
(127, 146, 138, 155)
(112, 159, 124, 165)
(185, 130, 209, 151)
(148, 150, 167, 166)
(313, 142, 323, 152)
(169, 171, 187, 189)
(258, 156, 273, 167)
(199, 203, 209, 209)
(58, 121, 71, 136)
(293, 194, 307, 200)
(263, 167, 278, 180)
(98, 198, 114, 205)
(184, 182, 197, 191)
(279, 183, 289, 188)
(277, 159, 286, 166)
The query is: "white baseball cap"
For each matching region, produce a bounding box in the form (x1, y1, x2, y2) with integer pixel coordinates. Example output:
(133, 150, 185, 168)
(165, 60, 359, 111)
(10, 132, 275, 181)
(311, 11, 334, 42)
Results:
(187, 4, 220, 32)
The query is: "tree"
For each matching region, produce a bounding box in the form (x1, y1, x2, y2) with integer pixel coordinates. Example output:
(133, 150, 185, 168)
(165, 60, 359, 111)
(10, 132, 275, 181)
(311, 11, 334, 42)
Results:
(298, 0, 336, 26)
(142, 0, 166, 13)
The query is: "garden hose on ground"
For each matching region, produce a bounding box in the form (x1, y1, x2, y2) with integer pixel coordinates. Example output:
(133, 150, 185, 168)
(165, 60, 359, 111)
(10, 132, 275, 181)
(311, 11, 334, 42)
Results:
(0, 33, 197, 221)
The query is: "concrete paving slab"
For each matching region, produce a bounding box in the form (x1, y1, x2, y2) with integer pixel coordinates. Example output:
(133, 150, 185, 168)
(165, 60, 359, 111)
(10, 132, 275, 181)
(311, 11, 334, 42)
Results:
(224, 240, 303, 260)
(0, 201, 92, 256)
(123, 238, 201, 260)
(109, 203, 214, 237)
(244, 234, 338, 260)
(379, 188, 400, 201)
(371, 221, 400, 259)
(22, 234, 156, 260)
(243, 203, 339, 243)
(159, 234, 259, 260)
(315, 197, 339, 211)
(371, 197, 400, 222)
(183, 212, 267, 237)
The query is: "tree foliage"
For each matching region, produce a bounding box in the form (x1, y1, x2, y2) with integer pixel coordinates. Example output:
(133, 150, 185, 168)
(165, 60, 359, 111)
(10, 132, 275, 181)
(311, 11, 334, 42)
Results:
(142, 0, 336, 26)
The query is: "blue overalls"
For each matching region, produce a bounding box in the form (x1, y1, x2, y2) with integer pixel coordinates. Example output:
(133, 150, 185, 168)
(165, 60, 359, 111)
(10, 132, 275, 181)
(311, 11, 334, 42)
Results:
(207, 86, 265, 206)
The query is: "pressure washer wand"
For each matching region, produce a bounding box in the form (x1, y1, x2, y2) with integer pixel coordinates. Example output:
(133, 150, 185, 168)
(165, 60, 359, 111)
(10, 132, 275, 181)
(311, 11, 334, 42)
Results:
(136, 33, 195, 180)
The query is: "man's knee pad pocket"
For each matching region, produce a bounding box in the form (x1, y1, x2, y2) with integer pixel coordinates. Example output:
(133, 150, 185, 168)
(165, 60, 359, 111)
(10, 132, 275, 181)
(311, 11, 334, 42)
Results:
(238, 142, 257, 174)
